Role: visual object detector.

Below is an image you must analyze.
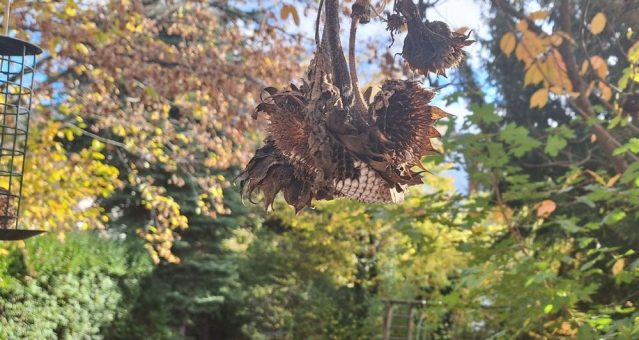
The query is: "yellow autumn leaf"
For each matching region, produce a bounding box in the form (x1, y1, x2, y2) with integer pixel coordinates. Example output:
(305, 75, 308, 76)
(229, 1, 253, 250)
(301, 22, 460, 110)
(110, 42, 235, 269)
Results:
(515, 44, 529, 62)
(585, 80, 595, 97)
(280, 5, 300, 26)
(598, 81, 612, 101)
(65, 5, 77, 17)
(589, 56, 609, 78)
(74, 43, 90, 55)
(590, 12, 606, 35)
(549, 86, 563, 95)
(516, 19, 528, 32)
(550, 34, 563, 46)
(580, 60, 589, 75)
(607, 174, 621, 188)
(528, 11, 548, 20)
(612, 258, 625, 276)
(530, 88, 549, 108)
(524, 65, 544, 86)
(536, 200, 556, 218)
(628, 40, 639, 63)
(500, 32, 517, 56)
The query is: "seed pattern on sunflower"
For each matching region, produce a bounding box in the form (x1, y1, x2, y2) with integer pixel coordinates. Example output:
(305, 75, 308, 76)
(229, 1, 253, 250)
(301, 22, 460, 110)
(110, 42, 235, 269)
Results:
(238, 0, 473, 211)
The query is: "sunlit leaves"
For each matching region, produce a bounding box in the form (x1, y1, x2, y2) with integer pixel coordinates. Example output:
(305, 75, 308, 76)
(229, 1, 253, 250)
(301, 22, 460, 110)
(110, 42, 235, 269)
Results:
(598, 81, 613, 101)
(64, 3, 77, 17)
(499, 32, 516, 56)
(613, 138, 639, 156)
(14, 0, 305, 262)
(280, 5, 300, 26)
(21, 122, 120, 232)
(502, 27, 574, 96)
(586, 55, 609, 79)
(590, 12, 607, 35)
(530, 88, 549, 108)
(528, 11, 549, 20)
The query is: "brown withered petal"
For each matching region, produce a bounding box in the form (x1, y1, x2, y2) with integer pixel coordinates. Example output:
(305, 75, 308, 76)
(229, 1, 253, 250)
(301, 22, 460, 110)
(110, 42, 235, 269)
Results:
(237, 140, 315, 211)
(255, 86, 309, 161)
(370, 79, 448, 168)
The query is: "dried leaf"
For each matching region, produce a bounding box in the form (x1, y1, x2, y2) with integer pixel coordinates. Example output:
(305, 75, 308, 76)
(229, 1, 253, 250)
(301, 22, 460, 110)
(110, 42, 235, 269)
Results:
(280, 5, 300, 26)
(598, 81, 613, 101)
(500, 32, 517, 56)
(590, 12, 606, 35)
(612, 258, 625, 276)
(590, 56, 609, 78)
(524, 65, 544, 86)
(607, 174, 621, 188)
(516, 20, 528, 32)
(585, 81, 595, 97)
(580, 60, 589, 75)
(550, 34, 563, 46)
(536, 200, 556, 218)
(528, 11, 548, 20)
(530, 88, 549, 108)
(585, 169, 606, 185)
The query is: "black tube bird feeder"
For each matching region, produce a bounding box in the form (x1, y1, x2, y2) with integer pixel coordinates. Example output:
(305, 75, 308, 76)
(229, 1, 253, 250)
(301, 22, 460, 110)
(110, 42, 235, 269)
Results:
(0, 0, 44, 240)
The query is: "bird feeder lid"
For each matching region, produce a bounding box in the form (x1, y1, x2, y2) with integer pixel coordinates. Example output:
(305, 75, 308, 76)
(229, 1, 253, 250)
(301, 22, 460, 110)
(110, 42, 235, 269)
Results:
(0, 35, 42, 56)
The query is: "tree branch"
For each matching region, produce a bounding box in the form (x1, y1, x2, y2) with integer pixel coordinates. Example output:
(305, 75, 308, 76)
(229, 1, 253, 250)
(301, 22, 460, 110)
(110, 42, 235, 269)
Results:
(493, 0, 629, 173)
(556, 0, 628, 172)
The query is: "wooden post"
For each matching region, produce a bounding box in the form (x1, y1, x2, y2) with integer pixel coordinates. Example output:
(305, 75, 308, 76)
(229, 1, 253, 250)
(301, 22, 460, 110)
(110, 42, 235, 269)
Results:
(407, 305, 415, 339)
(383, 302, 394, 340)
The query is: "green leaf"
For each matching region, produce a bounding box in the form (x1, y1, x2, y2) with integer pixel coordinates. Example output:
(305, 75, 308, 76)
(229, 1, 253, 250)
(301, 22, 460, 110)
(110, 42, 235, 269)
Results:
(545, 135, 568, 157)
(469, 103, 500, 124)
(603, 210, 627, 225)
(544, 304, 554, 314)
(613, 138, 639, 155)
(500, 123, 542, 157)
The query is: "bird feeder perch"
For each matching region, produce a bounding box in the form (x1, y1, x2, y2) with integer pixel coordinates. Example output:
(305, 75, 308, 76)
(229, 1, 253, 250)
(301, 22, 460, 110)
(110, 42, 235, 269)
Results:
(0, 0, 44, 240)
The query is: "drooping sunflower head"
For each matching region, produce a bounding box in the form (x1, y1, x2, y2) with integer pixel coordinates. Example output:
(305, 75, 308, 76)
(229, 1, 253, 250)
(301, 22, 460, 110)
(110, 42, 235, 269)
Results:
(395, 0, 474, 76)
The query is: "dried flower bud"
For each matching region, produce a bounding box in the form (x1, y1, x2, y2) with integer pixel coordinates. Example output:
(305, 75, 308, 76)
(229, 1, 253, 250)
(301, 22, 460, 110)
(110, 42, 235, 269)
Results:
(386, 13, 406, 35)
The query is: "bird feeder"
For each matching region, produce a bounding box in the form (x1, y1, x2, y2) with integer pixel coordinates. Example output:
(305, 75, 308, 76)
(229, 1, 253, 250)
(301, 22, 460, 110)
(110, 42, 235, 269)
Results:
(0, 1, 44, 240)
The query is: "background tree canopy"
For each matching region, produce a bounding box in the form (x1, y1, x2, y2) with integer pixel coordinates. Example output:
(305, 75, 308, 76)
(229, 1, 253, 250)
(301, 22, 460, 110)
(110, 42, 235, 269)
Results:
(0, 0, 638, 339)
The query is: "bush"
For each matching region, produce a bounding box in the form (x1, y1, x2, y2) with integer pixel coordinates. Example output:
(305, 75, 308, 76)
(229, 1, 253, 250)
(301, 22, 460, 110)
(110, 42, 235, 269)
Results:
(0, 232, 152, 339)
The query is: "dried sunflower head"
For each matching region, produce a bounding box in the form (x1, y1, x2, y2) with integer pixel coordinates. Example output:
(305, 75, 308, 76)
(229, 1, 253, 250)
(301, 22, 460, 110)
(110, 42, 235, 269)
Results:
(386, 13, 406, 35)
(370, 79, 449, 168)
(396, 0, 474, 76)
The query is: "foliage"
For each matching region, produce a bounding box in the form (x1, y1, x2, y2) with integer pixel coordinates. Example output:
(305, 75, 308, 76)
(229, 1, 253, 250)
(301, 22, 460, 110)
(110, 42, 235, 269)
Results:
(0, 232, 152, 339)
(8, 0, 304, 262)
(0, 0, 637, 338)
